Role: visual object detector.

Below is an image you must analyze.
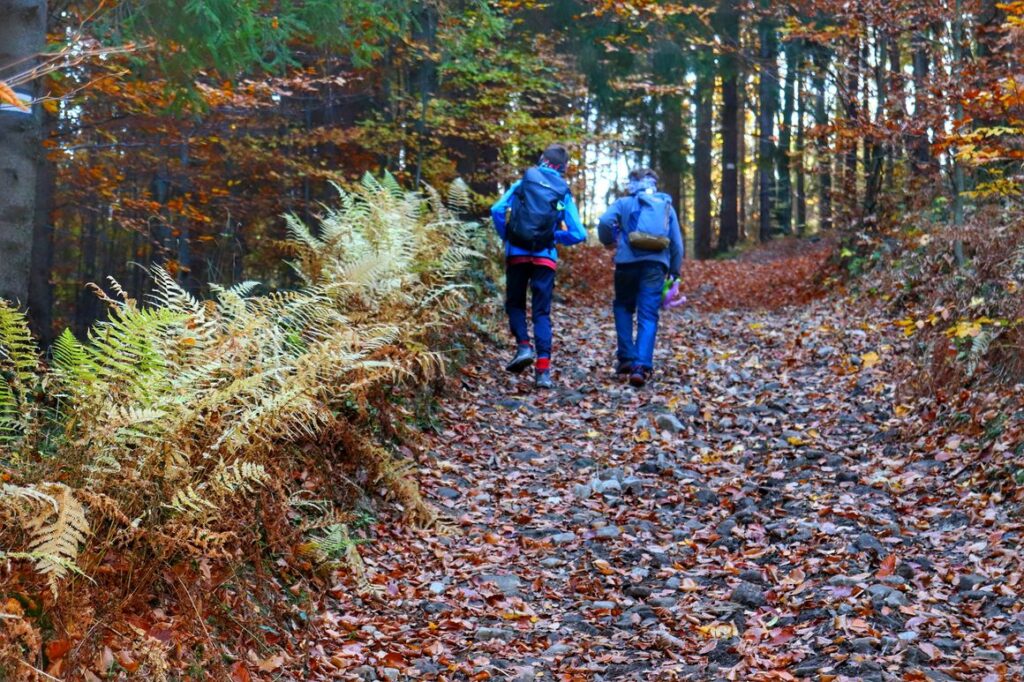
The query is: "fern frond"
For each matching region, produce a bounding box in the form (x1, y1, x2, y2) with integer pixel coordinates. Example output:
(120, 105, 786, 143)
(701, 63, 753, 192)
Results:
(22, 484, 91, 596)
(210, 460, 270, 495)
(447, 177, 472, 213)
(0, 301, 39, 386)
(966, 327, 999, 377)
(0, 483, 59, 515)
(164, 486, 216, 517)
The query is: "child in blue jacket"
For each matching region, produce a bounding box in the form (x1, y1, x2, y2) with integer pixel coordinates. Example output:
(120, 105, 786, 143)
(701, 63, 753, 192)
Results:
(491, 144, 587, 388)
(597, 168, 684, 387)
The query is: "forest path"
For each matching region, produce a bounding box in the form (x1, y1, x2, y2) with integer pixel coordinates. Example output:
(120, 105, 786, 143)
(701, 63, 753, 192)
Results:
(316, 253, 1022, 682)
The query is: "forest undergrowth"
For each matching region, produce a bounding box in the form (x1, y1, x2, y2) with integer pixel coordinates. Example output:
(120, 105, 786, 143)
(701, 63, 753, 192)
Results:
(0, 175, 495, 680)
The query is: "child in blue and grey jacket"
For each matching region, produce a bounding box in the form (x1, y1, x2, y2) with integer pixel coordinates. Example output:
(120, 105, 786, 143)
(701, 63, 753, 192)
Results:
(491, 144, 587, 388)
(597, 168, 684, 387)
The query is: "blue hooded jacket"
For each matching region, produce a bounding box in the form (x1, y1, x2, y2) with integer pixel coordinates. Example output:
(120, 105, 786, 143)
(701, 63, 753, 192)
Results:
(597, 189, 684, 278)
(491, 166, 587, 262)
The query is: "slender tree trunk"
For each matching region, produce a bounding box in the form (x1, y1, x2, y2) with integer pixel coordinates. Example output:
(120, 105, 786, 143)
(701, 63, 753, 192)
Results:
(28, 108, 55, 342)
(413, 4, 438, 187)
(659, 94, 684, 212)
(796, 66, 807, 234)
(841, 33, 861, 224)
(757, 14, 779, 242)
(885, 34, 904, 197)
(75, 212, 99, 333)
(863, 29, 886, 223)
(950, 6, 968, 228)
(693, 59, 714, 260)
(776, 39, 799, 235)
(0, 0, 45, 304)
(812, 44, 832, 231)
(910, 28, 931, 175)
(716, 0, 740, 252)
(738, 61, 748, 242)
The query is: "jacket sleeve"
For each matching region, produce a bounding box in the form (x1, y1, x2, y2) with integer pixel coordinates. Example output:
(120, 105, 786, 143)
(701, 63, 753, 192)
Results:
(668, 206, 684, 278)
(597, 199, 623, 246)
(490, 182, 520, 242)
(555, 192, 587, 246)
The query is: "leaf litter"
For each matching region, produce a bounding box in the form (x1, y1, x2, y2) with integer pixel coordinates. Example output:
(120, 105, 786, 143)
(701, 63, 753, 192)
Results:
(288, 242, 1022, 681)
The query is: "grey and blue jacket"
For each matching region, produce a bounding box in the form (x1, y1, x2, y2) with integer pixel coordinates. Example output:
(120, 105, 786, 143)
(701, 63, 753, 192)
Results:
(597, 190, 684, 278)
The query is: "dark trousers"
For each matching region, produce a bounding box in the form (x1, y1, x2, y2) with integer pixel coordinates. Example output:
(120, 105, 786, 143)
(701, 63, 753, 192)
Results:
(613, 261, 666, 369)
(505, 262, 555, 358)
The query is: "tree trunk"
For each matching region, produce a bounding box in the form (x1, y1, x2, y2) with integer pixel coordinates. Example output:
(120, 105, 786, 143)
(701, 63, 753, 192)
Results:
(841, 33, 861, 224)
(0, 0, 45, 305)
(738, 60, 748, 242)
(28, 108, 55, 342)
(796, 66, 807, 234)
(659, 94, 684, 212)
(757, 14, 779, 242)
(812, 44, 832, 231)
(910, 28, 931, 175)
(863, 30, 886, 223)
(884, 34, 904, 197)
(413, 3, 439, 188)
(716, 0, 740, 252)
(776, 39, 799, 235)
(693, 59, 714, 260)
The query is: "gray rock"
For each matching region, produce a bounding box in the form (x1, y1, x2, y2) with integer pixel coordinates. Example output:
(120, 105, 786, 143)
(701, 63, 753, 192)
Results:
(382, 669, 401, 682)
(551, 532, 577, 545)
(655, 413, 686, 433)
(730, 582, 766, 608)
(593, 479, 622, 495)
(572, 482, 593, 499)
(854, 533, 885, 555)
(850, 637, 879, 653)
(592, 600, 617, 610)
(481, 574, 521, 595)
(624, 585, 652, 599)
(352, 665, 377, 681)
(694, 488, 719, 506)
(621, 477, 644, 495)
(540, 557, 564, 568)
(595, 525, 621, 540)
(975, 649, 1004, 662)
(648, 596, 677, 608)
(475, 627, 515, 642)
(543, 643, 572, 657)
(429, 581, 447, 595)
(412, 658, 441, 675)
(956, 573, 986, 592)
(511, 450, 540, 462)
(436, 486, 460, 499)
(828, 575, 859, 587)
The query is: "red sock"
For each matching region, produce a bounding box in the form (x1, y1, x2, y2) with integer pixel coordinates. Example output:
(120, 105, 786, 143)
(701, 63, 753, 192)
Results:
(536, 357, 550, 371)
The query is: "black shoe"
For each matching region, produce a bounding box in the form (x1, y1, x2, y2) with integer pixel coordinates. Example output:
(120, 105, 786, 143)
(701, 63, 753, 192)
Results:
(506, 345, 535, 373)
(628, 366, 651, 387)
(535, 370, 554, 389)
(615, 359, 634, 375)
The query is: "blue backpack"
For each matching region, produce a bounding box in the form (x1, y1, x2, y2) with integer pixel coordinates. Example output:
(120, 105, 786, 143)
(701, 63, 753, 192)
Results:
(507, 167, 568, 252)
(625, 191, 671, 251)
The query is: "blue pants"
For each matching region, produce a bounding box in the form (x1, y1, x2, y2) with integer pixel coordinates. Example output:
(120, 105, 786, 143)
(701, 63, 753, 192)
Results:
(506, 262, 555, 358)
(613, 261, 665, 369)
